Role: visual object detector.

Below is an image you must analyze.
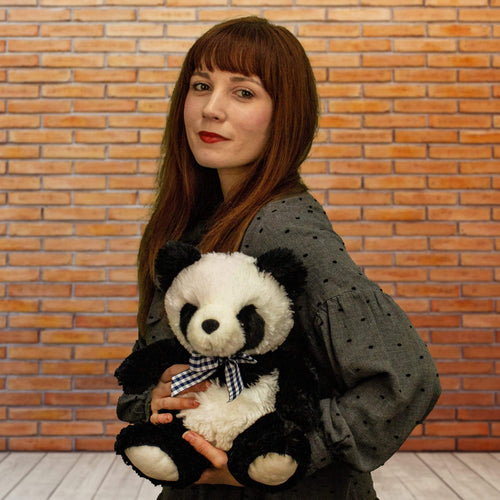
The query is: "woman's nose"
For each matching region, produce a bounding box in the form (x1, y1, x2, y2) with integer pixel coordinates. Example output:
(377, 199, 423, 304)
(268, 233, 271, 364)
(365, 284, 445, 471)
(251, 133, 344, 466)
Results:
(202, 92, 226, 121)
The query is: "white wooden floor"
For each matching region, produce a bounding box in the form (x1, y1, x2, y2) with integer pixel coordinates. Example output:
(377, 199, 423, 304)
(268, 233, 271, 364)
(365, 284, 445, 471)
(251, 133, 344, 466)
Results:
(0, 452, 499, 499)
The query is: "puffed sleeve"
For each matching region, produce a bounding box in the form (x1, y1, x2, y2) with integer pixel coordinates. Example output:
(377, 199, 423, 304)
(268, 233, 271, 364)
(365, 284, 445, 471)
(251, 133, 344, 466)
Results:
(241, 193, 441, 473)
(315, 289, 440, 471)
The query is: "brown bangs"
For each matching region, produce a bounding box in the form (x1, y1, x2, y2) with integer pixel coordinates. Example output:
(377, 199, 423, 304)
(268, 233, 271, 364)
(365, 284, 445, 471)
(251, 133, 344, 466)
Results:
(186, 18, 273, 91)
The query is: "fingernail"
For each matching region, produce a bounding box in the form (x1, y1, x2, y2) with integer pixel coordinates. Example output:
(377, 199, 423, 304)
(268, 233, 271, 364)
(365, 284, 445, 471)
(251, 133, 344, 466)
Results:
(182, 431, 194, 443)
(191, 400, 200, 408)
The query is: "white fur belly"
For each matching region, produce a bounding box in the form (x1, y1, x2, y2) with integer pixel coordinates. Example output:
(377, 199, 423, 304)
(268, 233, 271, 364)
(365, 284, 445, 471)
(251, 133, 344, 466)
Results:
(177, 371, 279, 451)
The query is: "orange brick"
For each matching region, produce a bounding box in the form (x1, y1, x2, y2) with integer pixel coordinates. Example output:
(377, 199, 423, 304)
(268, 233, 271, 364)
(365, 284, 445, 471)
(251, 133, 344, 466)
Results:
(42, 54, 105, 68)
(75, 376, 118, 390)
(9, 438, 72, 451)
(45, 392, 108, 406)
(76, 315, 137, 329)
(458, 439, 500, 451)
(393, 8, 456, 22)
(41, 422, 103, 435)
(0, 362, 39, 375)
(8, 69, 71, 83)
(0, 422, 37, 436)
(395, 68, 457, 82)
(75, 223, 138, 236)
(0, 24, 39, 36)
(76, 438, 115, 451)
(8, 377, 71, 391)
(10, 130, 72, 144)
(107, 54, 165, 67)
(42, 361, 106, 375)
(429, 23, 490, 37)
(10, 409, 72, 421)
(437, 361, 493, 375)
(73, 99, 136, 112)
(426, 422, 489, 437)
(40, 23, 103, 37)
(328, 7, 390, 21)
(73, 39, 136, 52)
(42, 84, 105, 98)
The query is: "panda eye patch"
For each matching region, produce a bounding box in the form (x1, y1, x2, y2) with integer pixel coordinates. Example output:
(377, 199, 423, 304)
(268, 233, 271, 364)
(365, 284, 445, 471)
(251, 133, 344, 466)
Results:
(180, 303, 198, 336)
(237, 304, 265, 350)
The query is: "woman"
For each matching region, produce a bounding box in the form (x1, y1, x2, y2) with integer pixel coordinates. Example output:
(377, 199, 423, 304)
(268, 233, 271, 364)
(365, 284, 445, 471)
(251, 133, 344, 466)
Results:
(117, 16, 441, 499)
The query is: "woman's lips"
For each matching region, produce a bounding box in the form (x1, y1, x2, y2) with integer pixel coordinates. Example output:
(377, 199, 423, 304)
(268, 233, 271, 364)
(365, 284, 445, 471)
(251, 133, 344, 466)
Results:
(199, 131, 228, 144)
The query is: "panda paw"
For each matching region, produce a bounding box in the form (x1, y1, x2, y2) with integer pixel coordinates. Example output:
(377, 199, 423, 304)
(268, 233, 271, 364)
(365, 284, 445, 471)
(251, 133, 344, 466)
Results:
(248, 452, 298, 486)
(125, 445, 179, 482)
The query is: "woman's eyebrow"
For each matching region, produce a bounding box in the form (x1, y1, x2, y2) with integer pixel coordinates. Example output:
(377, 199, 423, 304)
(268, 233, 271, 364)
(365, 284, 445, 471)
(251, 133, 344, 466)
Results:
(192, 70, 210, 79)
(191, 71, 262, 87)
(229, 76, 263, 87)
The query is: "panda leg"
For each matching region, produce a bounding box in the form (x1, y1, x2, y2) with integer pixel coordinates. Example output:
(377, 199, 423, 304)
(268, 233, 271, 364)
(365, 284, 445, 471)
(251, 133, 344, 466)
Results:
(227, 412, 310, 491)
(115, 421, 210, 488)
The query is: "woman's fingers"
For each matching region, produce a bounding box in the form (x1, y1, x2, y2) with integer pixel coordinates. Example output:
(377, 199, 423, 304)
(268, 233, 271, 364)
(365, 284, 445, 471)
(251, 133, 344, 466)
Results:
(183, 431, 227, 468)
(159, 364, 190, 383)
(150, 412, 172, 425)
(149, 365, 210, 425)
(155, 395, 199, 412)
(183, 431, 243, 486)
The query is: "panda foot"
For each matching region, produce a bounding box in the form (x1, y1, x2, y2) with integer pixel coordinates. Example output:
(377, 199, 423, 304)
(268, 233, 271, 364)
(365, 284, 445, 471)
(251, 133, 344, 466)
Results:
(125, 445, 179, 482)
(248, 452, 298, 486)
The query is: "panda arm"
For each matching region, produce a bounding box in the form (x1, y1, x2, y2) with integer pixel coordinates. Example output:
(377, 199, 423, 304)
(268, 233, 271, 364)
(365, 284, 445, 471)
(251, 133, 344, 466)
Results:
(115, 338, 189, 394)
(274, 336, 321, 433)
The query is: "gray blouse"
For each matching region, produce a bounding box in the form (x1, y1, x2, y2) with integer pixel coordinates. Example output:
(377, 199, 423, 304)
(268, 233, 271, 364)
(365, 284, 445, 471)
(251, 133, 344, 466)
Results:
(116, 192, 441, 500)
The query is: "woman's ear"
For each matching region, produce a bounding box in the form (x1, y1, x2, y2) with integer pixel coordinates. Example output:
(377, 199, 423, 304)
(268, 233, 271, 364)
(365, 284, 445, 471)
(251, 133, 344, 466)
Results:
(256, 248, 307, 300)
(154, 241, 201, 292)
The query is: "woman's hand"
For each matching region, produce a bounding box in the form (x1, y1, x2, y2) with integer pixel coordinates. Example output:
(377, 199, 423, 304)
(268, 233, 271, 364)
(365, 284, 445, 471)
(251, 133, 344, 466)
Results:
(150, 364, 208, 425)
(183, 431, 243, 487)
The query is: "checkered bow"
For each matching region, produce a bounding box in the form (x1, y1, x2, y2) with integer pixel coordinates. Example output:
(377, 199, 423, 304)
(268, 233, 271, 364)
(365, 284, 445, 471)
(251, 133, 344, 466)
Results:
(171, 352, 258, 402)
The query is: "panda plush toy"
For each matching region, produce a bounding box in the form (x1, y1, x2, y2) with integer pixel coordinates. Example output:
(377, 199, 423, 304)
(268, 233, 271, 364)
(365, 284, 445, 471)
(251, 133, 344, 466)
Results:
(114, 241, 320, 491)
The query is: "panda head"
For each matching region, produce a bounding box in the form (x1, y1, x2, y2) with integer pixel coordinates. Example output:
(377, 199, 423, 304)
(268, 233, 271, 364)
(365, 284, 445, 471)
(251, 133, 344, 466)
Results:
(154, 241, 307, 358)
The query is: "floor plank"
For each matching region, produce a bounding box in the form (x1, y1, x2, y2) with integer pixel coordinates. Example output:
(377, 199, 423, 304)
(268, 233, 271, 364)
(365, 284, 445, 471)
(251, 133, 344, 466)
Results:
(0, 453, 45, 499)
(4, 453, 79, 500)
(418, 452, 500, 500)
(454, 453, 500, 492)
(49, 453, 116, 500)
(138, 478, 162, 499)
(376, 453, 461, 500)
(372, 457, 416, 500)
(93, 456, 148, 500)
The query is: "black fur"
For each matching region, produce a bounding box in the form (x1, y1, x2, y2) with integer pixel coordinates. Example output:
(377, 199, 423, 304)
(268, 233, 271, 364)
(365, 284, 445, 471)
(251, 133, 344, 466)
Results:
(227, 412, 311, 492)
(256, 248, 307, 300)
(114, 339, 189, 395)
(155, 241, 201, 292)
(179, 303, 197, 337)
(237, 305, 265, 350)
(115, 420, 210, 488)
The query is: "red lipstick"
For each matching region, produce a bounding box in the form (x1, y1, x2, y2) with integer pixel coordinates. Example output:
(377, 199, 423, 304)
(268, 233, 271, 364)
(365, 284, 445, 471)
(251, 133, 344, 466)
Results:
(199, 131, 228, 144)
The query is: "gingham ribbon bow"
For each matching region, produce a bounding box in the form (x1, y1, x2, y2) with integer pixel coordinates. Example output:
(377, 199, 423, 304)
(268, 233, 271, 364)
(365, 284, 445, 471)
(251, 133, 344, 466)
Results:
(171, 352, 257, 402)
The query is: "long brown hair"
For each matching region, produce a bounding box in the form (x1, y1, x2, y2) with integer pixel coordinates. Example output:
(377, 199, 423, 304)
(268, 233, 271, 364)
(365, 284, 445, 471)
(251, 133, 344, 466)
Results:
(137, 17, 319, 334)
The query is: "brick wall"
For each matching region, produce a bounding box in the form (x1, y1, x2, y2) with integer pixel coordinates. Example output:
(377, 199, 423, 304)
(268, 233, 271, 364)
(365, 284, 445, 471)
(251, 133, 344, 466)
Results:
(1, 1, 499, 452)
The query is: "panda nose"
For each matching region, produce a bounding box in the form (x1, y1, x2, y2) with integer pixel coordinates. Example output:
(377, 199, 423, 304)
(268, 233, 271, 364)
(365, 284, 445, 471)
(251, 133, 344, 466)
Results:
(201, 319, 220, 334)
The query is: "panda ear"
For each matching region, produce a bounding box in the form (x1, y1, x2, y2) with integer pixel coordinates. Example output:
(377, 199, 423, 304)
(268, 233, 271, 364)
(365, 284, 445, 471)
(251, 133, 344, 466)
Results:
(154, 241, 201, 292)
(256, 248, 307, 300)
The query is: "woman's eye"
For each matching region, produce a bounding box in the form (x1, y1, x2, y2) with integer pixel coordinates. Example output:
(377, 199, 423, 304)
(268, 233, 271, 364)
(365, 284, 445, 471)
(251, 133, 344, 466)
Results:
(236, 89, 254, 99)
(192, 82, 210, 92)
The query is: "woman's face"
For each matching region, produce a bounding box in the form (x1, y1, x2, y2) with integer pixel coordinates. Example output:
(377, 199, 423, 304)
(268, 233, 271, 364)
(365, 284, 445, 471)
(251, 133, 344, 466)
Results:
(184, 67, 273, 194)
